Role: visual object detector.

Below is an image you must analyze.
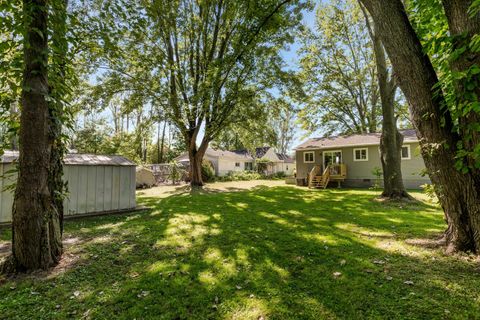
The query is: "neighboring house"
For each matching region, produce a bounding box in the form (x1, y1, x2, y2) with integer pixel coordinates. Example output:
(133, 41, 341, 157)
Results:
(175, 148, 254, 176)
(0, 151, 137, 223)
(233, 147, 296, 175)
(294, 129, 430, 189)
(175, 146, 295, 176)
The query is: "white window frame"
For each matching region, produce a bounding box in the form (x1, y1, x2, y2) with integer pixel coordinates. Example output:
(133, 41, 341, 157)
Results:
(353, 147, 369, 162)
(304, 151, 315, 163)
(401, 145, 411, 160)
(322, 150, 343, 168)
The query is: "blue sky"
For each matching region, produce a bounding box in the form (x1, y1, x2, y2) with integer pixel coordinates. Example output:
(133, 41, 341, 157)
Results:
(278, 7, 317, 150)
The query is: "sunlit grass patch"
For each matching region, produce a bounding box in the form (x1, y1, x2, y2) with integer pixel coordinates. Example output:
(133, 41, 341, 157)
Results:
(1, 184, 479, 319)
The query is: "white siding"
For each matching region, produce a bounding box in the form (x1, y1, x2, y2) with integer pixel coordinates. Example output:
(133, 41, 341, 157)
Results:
(0, 164, 136, 223)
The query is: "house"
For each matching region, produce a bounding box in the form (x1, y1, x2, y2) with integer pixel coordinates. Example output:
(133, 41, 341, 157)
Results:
(294, 129, 430, 189)
(175, 148, 255, 176)
(175, 146, 295, 176)
(0, 151, 137, 223)
(233, 147, 296, 175)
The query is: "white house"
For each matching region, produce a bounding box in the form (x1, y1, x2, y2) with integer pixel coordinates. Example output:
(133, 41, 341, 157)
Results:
(175, 146, 295, 176)
(235, 147, 296, 175)
(175, 148, 254, 176)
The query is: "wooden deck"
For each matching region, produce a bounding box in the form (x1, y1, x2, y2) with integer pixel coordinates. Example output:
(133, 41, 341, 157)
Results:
(308, 164, 347, 189)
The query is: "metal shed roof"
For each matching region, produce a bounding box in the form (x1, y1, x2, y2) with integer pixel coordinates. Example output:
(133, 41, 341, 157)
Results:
(0, 150, 136, 166)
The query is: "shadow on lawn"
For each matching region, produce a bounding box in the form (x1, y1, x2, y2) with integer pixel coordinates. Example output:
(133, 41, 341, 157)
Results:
(1, 187, 479, 319)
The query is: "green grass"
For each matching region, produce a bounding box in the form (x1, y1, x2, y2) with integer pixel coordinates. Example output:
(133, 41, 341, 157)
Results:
(1, 186, 479, 319)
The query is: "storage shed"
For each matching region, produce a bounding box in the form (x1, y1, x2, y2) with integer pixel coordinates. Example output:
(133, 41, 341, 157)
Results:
(0, 151, 137, 223)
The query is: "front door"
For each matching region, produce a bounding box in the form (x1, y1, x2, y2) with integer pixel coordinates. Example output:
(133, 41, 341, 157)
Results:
(323, 150, 342, 172)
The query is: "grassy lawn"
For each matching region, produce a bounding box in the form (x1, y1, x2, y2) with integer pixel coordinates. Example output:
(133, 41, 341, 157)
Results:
(1, 183, 479, 319)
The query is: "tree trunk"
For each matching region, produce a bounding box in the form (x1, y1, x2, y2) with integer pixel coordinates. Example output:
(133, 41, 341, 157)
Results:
(159, 121, 166, 163)
(11, 0, 62, 272)
(363, 12, 410, 199)
(49, 0, 68, 235)
(360, 0, 480, 253)
(188, 143, 207, 187)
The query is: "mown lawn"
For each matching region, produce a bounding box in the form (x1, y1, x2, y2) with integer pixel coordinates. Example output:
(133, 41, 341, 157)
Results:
(1, 185, 479, 319)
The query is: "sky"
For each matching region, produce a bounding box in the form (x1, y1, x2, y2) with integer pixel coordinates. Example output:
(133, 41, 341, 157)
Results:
(278, 7, 317, 151)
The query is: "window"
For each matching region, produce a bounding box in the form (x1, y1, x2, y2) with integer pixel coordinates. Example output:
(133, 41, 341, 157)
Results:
(353, 148, 369, 161)
(235, 162, 241, 167)
(401, 145, 411, 160)
(304, 151, 315, 163)
(244, 162, 253, 171)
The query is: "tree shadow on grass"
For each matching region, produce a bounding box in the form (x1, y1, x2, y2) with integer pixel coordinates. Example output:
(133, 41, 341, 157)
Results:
(1, 186, 479, 319)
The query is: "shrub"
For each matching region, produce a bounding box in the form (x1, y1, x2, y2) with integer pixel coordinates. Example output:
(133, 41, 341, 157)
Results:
(169, 161, 183, 185)
(262, 171, 287, 180)
(421, 183, 438, 203)
(201, 160, 216, 182)
(218, 171, 262, 182)
(370, 166, 383, 189)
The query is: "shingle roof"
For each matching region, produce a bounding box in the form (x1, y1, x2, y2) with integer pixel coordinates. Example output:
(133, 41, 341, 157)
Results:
(0, 150, 136, 166)
(276, 153, 295, 163)
(294, 129, 419, 150)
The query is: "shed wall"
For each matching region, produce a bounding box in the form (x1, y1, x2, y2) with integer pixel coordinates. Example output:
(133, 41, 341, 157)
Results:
(0, 164, 136, 223)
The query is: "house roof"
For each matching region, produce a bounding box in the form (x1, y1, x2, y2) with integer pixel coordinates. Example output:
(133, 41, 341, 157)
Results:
(0, 150, 136, 166)
(233, 147, 294, 163)
(276, 153, 295, 163)
(175, 147, 254, 162)
(294, 129, 419, 150)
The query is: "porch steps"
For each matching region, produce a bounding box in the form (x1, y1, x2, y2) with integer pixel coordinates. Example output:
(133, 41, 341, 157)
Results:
(310, 175, 329, 189)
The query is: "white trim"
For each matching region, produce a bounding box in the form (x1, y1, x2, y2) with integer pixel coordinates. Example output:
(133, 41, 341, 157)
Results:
(304, 151, 315, 163)
(353, 147, 369, 161)
(322, 150, 343, 169)
(401, 145, 411, 160)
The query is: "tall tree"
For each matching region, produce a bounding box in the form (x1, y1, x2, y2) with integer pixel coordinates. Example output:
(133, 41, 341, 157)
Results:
(298, 0, 380, 135)
(359, 0, 480, 253)
(11, 0, 62, 271)
(76, 0, 307, 186)
(360, 3, 410, 199)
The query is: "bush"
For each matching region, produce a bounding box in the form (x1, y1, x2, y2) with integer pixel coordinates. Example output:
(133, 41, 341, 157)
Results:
(217, 171, 262, 182)
(421, 183, 438, 203)
(201, 160, 216, 182)
(262, 171, 287, 180)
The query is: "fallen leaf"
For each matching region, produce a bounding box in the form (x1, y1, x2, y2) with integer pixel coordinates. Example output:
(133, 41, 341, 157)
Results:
(404, 280, 414, 285)
(333, 272, 342, 278)
(235, 285, 242, 290)
(340, 259, 347, 266)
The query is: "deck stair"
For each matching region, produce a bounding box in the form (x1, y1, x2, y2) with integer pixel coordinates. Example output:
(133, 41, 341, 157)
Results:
(308, 165, 330, 189)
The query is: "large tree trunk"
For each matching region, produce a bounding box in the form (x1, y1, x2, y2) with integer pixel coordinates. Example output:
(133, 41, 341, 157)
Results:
(360, 0, 480, 253)
(365, 16, 410, 199)
(188, 139, 208, 187)
(11, 0, 63, 272)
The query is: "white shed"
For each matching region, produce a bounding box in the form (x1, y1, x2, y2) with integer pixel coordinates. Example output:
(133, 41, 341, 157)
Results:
(0, 151, 137, 223)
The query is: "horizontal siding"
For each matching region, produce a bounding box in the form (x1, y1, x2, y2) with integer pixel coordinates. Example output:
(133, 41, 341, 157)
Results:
(295, 142, 431, 187)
